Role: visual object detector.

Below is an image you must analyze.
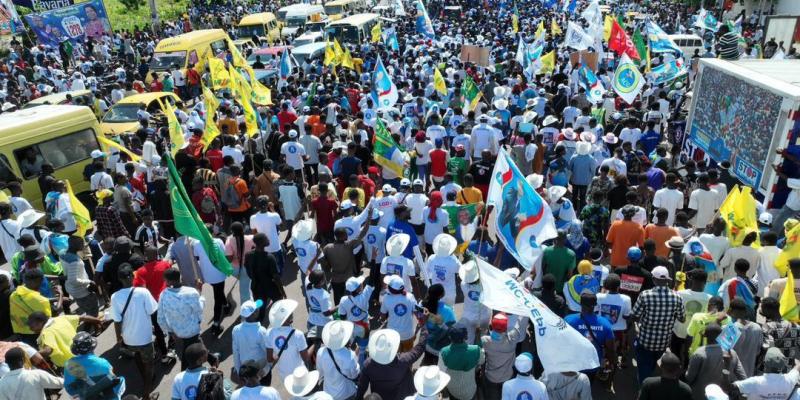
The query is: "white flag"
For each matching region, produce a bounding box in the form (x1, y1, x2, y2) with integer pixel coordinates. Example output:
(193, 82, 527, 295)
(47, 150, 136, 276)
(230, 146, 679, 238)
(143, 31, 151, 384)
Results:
(565, 22, 595, 51)
(612, 54, 645, 105)
(393, 0, 406, 17)
(581, 0, 601, 24)
(473, 257, 601, 373)
(515, 36, 526, 65)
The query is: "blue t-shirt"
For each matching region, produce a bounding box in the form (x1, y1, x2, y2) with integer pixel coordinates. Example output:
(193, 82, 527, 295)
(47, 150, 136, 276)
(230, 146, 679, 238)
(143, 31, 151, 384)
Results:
(64, 354, 126, 398)
(468, 240, 498, 262)
(639, 130, 661, 155)
(564, 313, 614, 368)
(339, 156, 362, 179)
(387, 221, 420, 259)
(425, 301, 457, 350)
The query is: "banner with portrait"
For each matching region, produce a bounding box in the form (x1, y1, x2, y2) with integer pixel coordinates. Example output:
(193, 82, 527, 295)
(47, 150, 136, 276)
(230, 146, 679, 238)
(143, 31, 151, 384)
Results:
(24, 0, 111, 48)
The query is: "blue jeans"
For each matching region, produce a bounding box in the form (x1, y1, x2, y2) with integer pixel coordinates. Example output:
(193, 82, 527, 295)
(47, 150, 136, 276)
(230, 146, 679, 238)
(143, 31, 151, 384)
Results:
(634, 341, 664, 384)
(416, 164, 428, 187)
(271, 249, 285, 274)
(236, 266, 252, 303)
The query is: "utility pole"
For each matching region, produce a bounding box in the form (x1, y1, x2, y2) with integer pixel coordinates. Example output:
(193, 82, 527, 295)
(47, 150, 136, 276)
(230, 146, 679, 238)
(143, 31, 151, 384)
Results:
(149, 0, 159, 34)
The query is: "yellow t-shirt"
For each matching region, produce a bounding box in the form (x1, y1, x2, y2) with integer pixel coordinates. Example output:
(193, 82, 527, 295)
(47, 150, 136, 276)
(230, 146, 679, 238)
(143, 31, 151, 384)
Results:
(342, 187, 366, 208)
(10, 286, 51, 335)
(686, 312, 732, 355)
(38, 315, 80, 367)
(457, 187, 483, 205)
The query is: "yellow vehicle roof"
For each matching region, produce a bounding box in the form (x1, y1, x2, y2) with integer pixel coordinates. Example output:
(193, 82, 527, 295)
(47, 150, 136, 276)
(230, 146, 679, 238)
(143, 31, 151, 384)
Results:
(154, 29, 228, 52)
(24, 90, 92, 107)
(328, 13, 379, 26)
(115, 92, 181, 105)
(239, 12, 277, 26)
(0, 105, 97, 144)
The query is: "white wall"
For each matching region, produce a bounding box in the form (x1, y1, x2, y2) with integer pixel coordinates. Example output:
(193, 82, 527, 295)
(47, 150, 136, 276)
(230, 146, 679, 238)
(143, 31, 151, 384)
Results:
(727, 0, 800, 17)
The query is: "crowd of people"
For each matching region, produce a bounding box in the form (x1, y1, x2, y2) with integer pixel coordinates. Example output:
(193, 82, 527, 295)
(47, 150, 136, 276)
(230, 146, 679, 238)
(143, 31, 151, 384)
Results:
(0, 0, 799, 399)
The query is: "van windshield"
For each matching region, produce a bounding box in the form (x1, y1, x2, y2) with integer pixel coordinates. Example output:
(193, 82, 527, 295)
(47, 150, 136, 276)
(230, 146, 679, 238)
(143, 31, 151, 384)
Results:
(150, 51, 186, 71)
(277, 10, 289, 20)
(305, 22, 325, 32)
(103, 104, 141, 123)
(237, 24, 265, 38)
(286, 16, 306, 27)
(324, 5, 342, 14)
(326, 25, 359, 43)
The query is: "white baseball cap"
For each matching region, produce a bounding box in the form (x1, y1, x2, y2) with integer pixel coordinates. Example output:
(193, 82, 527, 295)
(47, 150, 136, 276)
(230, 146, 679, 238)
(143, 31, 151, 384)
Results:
(652, 266, 671, 280)
(239, 299, 263, 318)
(383, 275, 405, 290)
(288, 129, 298, 138)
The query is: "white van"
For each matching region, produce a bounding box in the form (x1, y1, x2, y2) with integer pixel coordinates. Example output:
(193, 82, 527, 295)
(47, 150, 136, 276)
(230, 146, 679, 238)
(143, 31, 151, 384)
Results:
(293, 42, 328, 65)
(668, 34, 705, 57)
(282, 5, 326, 37)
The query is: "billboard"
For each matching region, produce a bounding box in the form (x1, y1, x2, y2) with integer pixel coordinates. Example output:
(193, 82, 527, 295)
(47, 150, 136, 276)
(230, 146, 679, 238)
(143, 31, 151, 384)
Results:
(24, 0, 111, 47)
(687, 66, 783, 188)
(13, 0, 82, 12)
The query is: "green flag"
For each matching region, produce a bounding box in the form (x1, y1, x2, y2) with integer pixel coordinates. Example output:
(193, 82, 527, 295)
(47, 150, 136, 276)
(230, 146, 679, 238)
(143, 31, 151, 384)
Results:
(461, 75, 482, 112)
(165, 153, 233, 276)
(305, 82, 317, 108)
(632, 28, 649, 69)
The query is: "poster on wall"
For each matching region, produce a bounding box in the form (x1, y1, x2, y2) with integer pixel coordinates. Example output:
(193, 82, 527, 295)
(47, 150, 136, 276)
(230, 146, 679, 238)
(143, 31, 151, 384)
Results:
(687, 66, 783, 188)
(24, 0, 111, 48)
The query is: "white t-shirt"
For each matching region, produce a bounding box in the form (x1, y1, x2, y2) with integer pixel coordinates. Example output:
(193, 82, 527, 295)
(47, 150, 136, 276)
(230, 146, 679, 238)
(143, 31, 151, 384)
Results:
(196, 240, 227, 285)
(368, 196, 397, 228)
(619, 128, 642, 147)
(563, 107, 581, 127)
(501, 376, 548, 400)
(425, 254, 460, 303)
(222, 146, 245, 165)
(90, 172, 114, 191)
(461, 281, 490, 322)
(291, 239, 321, 274)
(426, 125, 447, 142)
(363, 225, 387, 263)
(595, 292, 632, 331)
(281, 141, 307, 170)
(250, 212, 282, 253)
(689, 188, 720, 229)
(698, 233, 731, 263)
(110, 287, 158, 346)
(0, 220, 21, 260)
(734, 370, 800, 400)
(266, 326, 308, 379)
(339, 285, 374, 324)
(422, 208, 449, 244)
(404, 193, 429, 225)
(414, 141, 435, 165)
(381, 255, 416, 291)
(231, 386, 281, 400)
(673, 289, 711, 339)
(316, 346, 360, 400)
(652, 187, 684, 226)
(380, 292, 417, 340)
(171, 368, 209, 400)
(306, 285, 333, 327)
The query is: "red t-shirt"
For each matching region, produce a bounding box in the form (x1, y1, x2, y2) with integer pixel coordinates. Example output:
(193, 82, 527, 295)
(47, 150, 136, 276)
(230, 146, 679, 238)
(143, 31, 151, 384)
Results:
(358, 175, 375, 200)
(277, 111, 298, 132)
(133, 260, 171, 300)
(191, 187, 218, 224)
(430, 149, 448, 178)
(311, 197, 337, 233)
(150, 81, 163, 92)
(206, 149, 224, 171)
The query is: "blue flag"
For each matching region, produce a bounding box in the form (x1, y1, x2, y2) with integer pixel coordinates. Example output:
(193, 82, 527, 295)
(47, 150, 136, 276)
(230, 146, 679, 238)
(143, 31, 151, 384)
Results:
(564, 0, 577, 14)
(372, 57, 398, 109)
(383, 28, 400, 51)
(646, 19, 683, 56)
(650, 58, 688, 84)
(414, 0, 435, 38)
(544, 0, 557, 9)
(578, 64, 606, 103)
(279, 48, 292, 80)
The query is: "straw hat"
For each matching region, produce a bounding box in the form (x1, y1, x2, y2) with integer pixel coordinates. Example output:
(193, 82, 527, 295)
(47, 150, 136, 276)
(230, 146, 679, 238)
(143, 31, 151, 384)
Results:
(602, 133, 619, 144)
(432, 233, 457, 256)
(576, 141, 592, 156)
(321, 320, 354, 351)
(458, 261, 480, 284)
(16, 209, 45, 228)
(665, 236, 685, 250)
(526, 174, 544, 189)
(548, 185, 567, 202)
(413, 366, 451, 397)
(284, 366, 320, 397)
(580, 131, 597, 143)
(522, 110, 538, 123)
(291, 219, 316, 241)
(268, 299, 298, 328)
(386, 233, 410, 257)
(562, 128, 577, 141)
(542, 115, 559, 126)
(368, 329, 401, 365)
(493, 98, 508, 110)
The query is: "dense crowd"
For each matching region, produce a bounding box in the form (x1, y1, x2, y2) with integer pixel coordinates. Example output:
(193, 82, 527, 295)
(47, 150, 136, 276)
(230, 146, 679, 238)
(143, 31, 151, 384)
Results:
(0, 0, 800, 399)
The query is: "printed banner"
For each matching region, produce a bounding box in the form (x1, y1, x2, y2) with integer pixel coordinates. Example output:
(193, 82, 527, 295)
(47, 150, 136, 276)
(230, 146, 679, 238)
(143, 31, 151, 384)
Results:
(13, 0, 86, 12)
(24, 0, 111, 47)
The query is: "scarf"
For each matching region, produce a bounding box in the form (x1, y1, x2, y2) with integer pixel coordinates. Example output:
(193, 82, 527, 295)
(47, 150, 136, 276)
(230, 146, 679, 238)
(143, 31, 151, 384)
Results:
(428, 191, 443, 222)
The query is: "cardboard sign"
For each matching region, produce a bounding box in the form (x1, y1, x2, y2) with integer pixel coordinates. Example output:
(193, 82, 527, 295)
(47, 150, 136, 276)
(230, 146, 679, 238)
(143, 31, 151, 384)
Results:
(460, 45, 491, 67)
(569, 51, 599, 71)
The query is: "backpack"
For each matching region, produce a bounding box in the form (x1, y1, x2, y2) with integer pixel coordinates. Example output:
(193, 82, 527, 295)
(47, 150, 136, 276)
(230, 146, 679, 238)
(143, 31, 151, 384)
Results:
(221, 178, 241, 208)
(199, 188, 217, 215)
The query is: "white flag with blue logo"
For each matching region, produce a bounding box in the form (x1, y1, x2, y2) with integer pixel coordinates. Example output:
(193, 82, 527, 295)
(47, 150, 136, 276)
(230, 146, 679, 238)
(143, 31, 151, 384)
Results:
(612, 54, 645, 105)
(279, 48, 292, 80)
(694, 8, 720, 32)
(372, 57, 398, 109)
(578, 64, 606, 104)
(472, 257, 600, 373)
(414, 0, 435, 39)
(646, 19, 683, 56)
(565, 21, 595, 51)
(487, 149, 557, 270)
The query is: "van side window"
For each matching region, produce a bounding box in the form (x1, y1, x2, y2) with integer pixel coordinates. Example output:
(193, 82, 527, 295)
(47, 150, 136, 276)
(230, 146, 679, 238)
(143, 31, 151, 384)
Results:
(189, 50, 199, 65)
(14, 129, 98, 177)
(211, 39, 229, 55)
(0, 154, 19, 183)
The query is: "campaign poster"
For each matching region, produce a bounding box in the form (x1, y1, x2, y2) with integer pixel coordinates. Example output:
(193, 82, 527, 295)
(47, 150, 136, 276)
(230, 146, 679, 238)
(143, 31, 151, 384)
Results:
(0, 0, 22, 34)
(687, 66, 783, 188)
(24, 0, 111, 48)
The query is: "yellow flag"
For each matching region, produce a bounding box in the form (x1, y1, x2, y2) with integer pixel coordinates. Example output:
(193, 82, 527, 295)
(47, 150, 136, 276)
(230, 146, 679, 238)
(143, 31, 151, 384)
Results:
(604, 15, 613, 41)
(433, 67, 447, 96)
(324, 41, 338, 66)
(65, 180, 92, 237)
(781, 270, 800, 322)
(333, 39, 345, 60)
(341, 48, 355, 70)
(777, 220, 800, 279)
(539, 50, 555, 75)
(535, 20, 545, 39)
(371, 22, 382, 43)
(0, 190, 8, 204)
(230, 45, 248, 68)
(230, 68, 259, 137)
(551, 19, 562, 36)
(719, 185, 760, 248)
(160, 99, 185, 156)
(512, 14, 519, 34)
(201, 85, 221, 149)
(97, 135, 142, 162)
(243, 66, 272, 105)
(207, 56, 230, 90)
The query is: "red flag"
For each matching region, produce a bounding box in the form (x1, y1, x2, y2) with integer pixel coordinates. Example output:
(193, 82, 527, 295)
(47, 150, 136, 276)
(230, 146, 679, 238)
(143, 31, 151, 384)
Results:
(608, 19, 640, 60)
